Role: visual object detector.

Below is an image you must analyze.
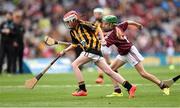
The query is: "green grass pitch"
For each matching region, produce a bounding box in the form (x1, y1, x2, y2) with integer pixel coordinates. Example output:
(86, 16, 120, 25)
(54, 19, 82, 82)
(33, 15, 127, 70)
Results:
(0, 66, 180, 107)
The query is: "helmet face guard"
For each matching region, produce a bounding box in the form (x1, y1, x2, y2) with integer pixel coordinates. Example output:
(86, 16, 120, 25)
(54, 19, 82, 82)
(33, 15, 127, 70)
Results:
(63, 11, 79, 29)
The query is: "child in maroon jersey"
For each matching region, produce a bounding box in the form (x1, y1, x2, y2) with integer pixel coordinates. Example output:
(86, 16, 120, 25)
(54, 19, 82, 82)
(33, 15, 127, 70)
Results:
(101, 15, 170, 97)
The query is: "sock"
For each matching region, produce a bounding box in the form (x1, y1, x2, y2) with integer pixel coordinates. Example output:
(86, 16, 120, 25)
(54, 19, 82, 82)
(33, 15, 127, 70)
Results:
(78, 81, 87, 92)
(114, 70, 118, 73)
(98, 74, 103, 78)
(123, 81, 132, 91)
(173, 75, 180, 82)
(114, 85, 121, 93)
(159, 81, 167, 89)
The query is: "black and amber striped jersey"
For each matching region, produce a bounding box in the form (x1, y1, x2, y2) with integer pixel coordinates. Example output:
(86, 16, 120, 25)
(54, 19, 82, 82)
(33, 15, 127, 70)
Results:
(94, 20, 102, 27)
(94, 20, 102, 36)
(70, 21, 102, 56)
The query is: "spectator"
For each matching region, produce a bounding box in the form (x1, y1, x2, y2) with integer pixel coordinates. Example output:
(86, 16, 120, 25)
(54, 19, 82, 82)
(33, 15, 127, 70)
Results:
(12, 10, 25, 74)
(0, 0, 179, 60)
(0, 12, 14, 74)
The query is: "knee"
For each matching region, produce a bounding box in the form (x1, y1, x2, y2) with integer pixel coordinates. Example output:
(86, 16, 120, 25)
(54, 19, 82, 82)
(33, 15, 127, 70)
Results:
(72, 62, 79, 69)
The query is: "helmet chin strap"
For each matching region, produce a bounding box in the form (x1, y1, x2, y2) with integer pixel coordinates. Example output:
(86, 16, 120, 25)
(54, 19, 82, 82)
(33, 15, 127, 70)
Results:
(103, 27, 112, 32)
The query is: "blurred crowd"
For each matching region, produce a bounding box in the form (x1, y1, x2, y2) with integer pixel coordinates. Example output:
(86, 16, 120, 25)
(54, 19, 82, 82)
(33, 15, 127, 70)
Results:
(0, 0, 180, 60)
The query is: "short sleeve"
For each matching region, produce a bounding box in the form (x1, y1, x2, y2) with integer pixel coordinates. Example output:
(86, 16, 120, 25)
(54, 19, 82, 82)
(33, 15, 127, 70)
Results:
(105, 32, 115, 47)
(81, 22, 96, 33)
(70, 31, 79, 46)
(117, 21, 128, 32)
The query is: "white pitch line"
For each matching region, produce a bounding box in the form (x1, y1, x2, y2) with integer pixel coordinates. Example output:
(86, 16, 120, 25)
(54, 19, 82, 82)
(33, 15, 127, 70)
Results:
(0, 83, 179, 89)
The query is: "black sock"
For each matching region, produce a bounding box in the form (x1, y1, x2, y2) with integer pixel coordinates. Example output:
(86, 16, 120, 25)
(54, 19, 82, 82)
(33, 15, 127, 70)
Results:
(99, 75, 103, 78)
(173, 75, 180, 82)
(78, 81, 87, 92)
(115, 70, 118, 73)
(114, 86, 121, 93)
(123, 81, 132, 91)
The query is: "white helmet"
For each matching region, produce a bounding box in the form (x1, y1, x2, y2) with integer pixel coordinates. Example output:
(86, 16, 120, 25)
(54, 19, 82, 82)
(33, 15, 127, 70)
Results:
(93, 8, 104, 14)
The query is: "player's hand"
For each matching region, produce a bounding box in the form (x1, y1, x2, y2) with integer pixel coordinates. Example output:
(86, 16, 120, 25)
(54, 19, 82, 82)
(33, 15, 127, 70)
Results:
(100, 39, 106, 46)
(80, 40, 86, 47)
(58, 50, 65, 57)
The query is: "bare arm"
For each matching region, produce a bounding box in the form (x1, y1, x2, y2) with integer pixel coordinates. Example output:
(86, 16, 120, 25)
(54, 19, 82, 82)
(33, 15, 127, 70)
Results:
(126, 20, 143, 30)
(63, 44, 76, 53)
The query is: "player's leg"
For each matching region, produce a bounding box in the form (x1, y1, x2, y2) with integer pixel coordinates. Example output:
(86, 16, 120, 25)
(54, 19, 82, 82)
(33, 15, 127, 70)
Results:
(166, 46, 175, 70)
(135, 62, 161, 86)
(95, 58, 136, 98)
(96, 53, 110, 84)
(71, 52, 91, 96)
(134, 62, 169, 95)
(96, 46, 112, 84)
(127, 46, 169, 95)
(106, 58, 126, 97)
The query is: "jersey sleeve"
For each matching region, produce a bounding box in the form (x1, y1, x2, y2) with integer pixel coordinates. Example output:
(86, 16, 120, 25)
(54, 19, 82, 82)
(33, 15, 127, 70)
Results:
(81, 22, 96, 33)
(105, 34, 114, 47)
(95, 23, 101, 36)
(70, 31, 79, 47)
(117, 21, 128, 32)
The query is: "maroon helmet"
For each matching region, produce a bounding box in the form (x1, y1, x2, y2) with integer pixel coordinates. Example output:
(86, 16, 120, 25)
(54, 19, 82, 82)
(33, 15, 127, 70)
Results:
(63, 10, 80, 28)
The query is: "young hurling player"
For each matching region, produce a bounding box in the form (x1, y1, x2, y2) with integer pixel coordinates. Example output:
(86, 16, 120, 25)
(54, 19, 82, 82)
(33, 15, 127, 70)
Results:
(101, 15, 170, 97)
(92, 8, 116, 85)
(59, 10, 136, 98)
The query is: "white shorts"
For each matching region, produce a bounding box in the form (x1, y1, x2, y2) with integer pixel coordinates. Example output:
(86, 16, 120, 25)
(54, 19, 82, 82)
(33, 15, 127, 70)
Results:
(101, 45, 112, 55)
(166, 47, 174, 56)
(80, 51, 104, 63)
(116, 46, 144, 66)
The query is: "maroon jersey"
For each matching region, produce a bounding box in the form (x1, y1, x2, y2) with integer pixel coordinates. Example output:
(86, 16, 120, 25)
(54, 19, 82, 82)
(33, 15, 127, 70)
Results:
(105, 21, 133, 55)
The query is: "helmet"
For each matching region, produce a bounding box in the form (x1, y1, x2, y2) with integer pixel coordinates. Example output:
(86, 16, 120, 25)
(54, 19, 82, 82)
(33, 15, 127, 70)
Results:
(93, 8, 104, 14)
(63, 10, 79, 22)
(102, 15, 118, 24)
(63, 10, 79, 28)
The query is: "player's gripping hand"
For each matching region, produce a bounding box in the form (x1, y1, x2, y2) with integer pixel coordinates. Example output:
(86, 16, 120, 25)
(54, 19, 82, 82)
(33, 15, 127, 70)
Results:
(100, 39, 107, 46)
(80, 40, 86, 47)
(58, 50, 65, 57)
